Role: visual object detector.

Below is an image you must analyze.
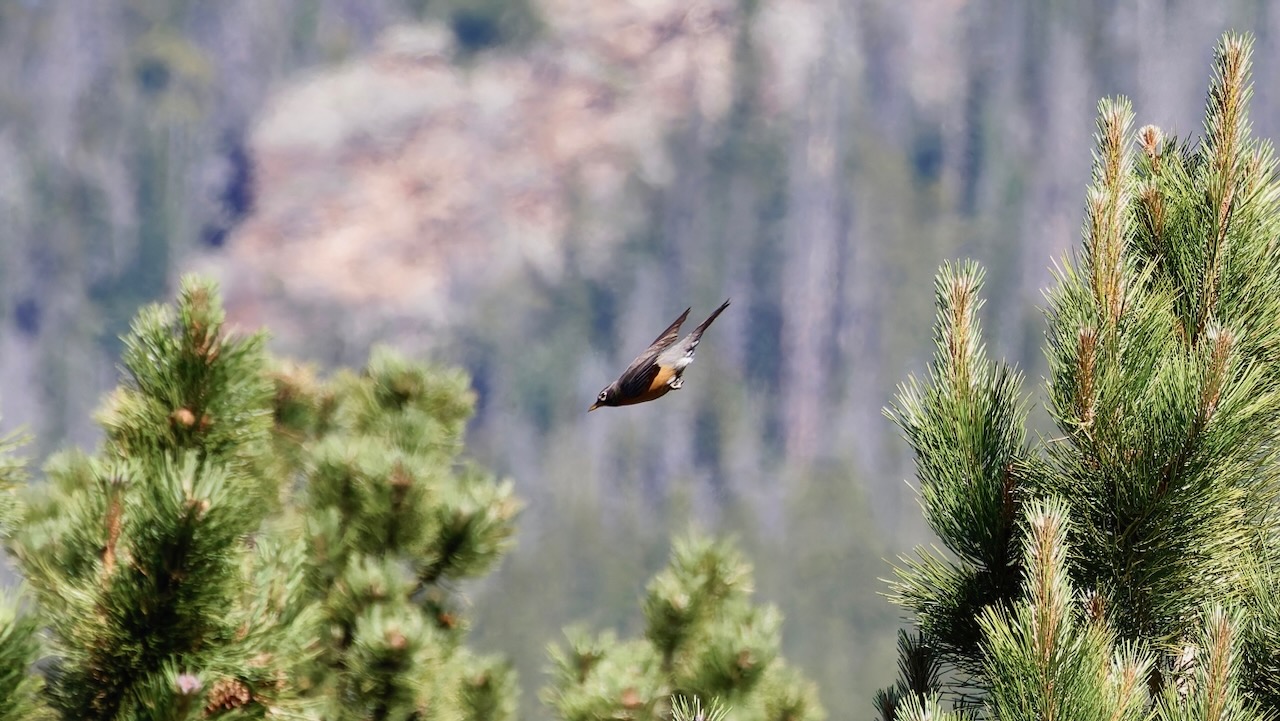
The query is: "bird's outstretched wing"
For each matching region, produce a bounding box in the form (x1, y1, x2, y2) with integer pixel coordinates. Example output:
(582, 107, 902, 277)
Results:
(647, 307, 691, 350)
(616, 307, 689, 397)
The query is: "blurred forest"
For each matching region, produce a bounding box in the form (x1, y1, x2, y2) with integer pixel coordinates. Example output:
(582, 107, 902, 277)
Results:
(4, 0, 1280, 717)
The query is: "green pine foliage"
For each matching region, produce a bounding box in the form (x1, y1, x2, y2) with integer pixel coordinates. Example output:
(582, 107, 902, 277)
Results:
(0, 420, 26, 539)
(886, 259, 1031, 676)
(0, 425, 51, 721)
(670, 694, 729, 721)
(880, 32, 1280, 718)
(0, 589, 50, 721)
(8, 276, 316, 720)
(977, 499, 1150, 721)
(543, 534, 823, 721)
(266, 347, 520, 721)
(3, 277, 520, 721)
(870, 631, 944, 721)
(889, 695, 959, 721)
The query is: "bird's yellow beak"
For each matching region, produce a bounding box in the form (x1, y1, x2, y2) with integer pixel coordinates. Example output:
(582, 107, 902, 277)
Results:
(588, 402, 600, 412)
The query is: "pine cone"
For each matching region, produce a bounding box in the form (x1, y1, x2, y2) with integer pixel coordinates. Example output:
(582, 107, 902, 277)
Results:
(204, 678, 252, 715)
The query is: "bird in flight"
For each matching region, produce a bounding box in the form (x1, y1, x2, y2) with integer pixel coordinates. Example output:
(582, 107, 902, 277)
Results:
(590, 299, 730, 411)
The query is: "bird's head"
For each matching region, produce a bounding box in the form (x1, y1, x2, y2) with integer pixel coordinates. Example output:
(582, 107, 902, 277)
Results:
(589, 383, 620, 412)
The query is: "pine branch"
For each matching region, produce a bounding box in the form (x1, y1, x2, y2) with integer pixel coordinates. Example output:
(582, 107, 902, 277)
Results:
(0, 591, 50, 721)
(875, 630, 947, 721)
(0, 420, 29, 540)
(978, 498, 1149, 721)
(1154, 606, 1264, 721)
(102, 276, 273, 487)
(1086, 98, 1136, 333)
(671, 694, 730, 721)
(890, 692, 968, 721)
(1198, 34, 1254, 341)
(888, 261, 1030, 574)
(887, 262, 1034, 676)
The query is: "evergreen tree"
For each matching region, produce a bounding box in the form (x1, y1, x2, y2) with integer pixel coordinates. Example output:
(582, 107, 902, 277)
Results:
(267, 347, 520, 721)
(878, 33, 1280, 718)
(543, 533, 823, 721)
(4, 277, 520, 720)
(8, 276, 315, 720)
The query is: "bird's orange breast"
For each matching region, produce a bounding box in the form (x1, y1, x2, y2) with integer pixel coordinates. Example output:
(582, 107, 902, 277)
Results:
(614, 364, 678, 406)
(648, 364, 677, 392)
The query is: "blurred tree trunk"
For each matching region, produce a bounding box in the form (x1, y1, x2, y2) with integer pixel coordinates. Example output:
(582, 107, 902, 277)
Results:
(780, 0, 845, 464)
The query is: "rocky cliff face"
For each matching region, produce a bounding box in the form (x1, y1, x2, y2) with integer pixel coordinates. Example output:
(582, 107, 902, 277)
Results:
(214, 0, 766, 338)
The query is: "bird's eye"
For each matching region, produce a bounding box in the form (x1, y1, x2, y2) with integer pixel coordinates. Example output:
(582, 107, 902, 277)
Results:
(598, 391, 608, 401)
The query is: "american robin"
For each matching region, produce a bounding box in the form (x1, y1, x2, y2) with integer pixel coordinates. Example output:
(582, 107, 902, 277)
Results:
(590, 299, 731, 411)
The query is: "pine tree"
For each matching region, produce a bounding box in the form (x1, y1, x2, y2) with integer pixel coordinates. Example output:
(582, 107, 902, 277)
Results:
(8, 276, 315, 720)
(878, 32, 1280, 718)
(4, 277, 520, 720)
(267, 347, 520, 721)
(543, 533, 823, 721)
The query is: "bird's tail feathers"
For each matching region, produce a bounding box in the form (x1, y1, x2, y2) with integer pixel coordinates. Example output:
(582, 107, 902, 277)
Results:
(689, 298, 731, 341)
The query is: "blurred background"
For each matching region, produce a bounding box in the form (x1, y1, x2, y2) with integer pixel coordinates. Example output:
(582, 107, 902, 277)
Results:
(2, 0, 1279, 717)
